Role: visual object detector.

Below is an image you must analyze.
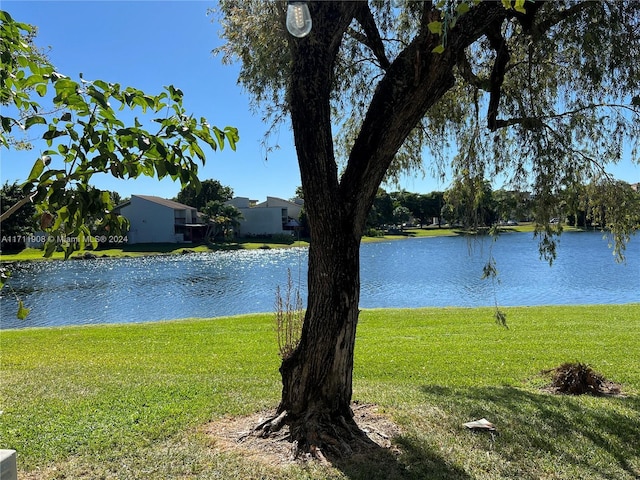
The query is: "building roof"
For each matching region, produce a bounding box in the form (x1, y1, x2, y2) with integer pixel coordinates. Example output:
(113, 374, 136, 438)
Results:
(133, 195, 196, 210)
(255, 196, 304, 208)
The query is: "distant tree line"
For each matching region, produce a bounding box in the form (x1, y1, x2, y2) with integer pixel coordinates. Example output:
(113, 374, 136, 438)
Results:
(1, 182, 124, 251)
(366, 178, 640, 233)
(3, 176, 638, 250)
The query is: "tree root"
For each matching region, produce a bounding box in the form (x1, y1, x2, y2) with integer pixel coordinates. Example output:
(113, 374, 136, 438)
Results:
(258, 409, 289, 436)
(244, 408, 378, 461)
(238, 409, 289, 443)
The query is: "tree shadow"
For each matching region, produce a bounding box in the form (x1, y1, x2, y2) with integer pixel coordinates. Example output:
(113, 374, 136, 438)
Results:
(329, 431, 471, 480)
(419, 384, 640, 479)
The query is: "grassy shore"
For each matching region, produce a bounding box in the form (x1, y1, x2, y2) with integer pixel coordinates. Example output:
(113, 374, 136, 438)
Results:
(0, 239, 311, 262)
(1, 305, 639, 479)
(0, 224, 543, 261)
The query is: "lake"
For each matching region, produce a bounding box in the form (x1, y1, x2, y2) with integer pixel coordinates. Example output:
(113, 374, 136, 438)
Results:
(1, 231, 638, 329)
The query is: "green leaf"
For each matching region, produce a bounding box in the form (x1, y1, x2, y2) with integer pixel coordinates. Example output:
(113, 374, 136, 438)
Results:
(53, 78, 80, 101)
(87, 88, 109, 109)
(93, 79, 110, 91)
(167, 85, 183, 102)
(189, 142, 206, 162)
(427, 21, 443, 35)
(155, 159, 167, 178)
(43, 128, 66, 142)
(432, 44, 445, 54)
(225, 127, 239, 151)
(456, 3, 470, 14)
(27, 157, 45, 181)
(35, 83, 47, 97)
(1, 116, 12, 133)
(44, 240, 57, 258)
(164, 159, 178, 176)
(24, 115, 46, 129)
(51, 206, 69, 230)
(514, 0, 526, 13)
(23, 74, 44, 89)
(17, 300, 30, 320)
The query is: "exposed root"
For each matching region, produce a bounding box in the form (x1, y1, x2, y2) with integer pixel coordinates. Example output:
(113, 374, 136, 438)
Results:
(238, 409, 289, 442)
(258, 409, 289, 436)
(218, 403, 400, 465)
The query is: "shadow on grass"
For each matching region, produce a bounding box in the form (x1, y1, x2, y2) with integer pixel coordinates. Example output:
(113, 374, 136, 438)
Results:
(330, 438, 471, 480)
(420, 385, 640, 479)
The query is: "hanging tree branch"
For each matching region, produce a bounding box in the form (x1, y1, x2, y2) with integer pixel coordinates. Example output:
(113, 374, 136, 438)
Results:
(490, 102, 639, 132)
(530, 1, 591, 38)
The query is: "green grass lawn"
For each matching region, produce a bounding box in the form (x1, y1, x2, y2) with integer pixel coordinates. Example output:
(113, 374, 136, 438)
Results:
(1, 305, 639, 479)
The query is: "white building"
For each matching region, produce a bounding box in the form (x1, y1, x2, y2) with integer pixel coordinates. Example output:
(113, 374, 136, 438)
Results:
(115, 195, 205, 244)
(226, 196, 304, 237)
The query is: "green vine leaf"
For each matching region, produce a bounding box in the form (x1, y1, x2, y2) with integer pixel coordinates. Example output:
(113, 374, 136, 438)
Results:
(17, 300, 31, 320)
(428, 21, 443, 35)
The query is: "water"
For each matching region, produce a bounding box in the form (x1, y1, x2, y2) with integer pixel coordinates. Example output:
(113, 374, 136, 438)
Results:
(1, 231, 638, 329)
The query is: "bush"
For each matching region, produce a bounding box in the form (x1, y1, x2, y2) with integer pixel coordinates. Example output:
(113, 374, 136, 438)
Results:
(364, 227, 384, 237)
(270, 233, 296, 244)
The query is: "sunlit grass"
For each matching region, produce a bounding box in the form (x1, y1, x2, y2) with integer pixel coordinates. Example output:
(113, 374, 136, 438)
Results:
(0, 240, 312, 262)
(1, 304, 639, 479)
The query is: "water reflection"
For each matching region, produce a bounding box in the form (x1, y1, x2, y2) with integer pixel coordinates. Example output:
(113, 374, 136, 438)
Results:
(1, 232, 638, 329)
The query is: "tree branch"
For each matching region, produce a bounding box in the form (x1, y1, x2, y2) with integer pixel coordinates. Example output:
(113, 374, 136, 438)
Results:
(352, 3, 390, 71)
(530, 1, 592, 37)
(456, 52, 491, 91)
(492, 103, 639, 131)
(486, 20, 510, 132)
(0, 192, 35, 223)
(340, 2, 509, 226)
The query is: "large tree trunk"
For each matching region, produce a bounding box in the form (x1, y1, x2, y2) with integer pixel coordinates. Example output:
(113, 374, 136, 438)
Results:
(277, 213, 363, 455)
(261, 1, 513, 458)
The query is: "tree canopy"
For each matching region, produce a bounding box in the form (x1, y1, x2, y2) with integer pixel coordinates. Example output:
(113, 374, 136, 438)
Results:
(216, 0, 639, 256)
(175, 178, 234, 210)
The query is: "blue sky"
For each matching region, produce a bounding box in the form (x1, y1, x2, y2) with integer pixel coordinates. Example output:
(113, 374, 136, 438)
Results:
(2, 1, 638, 203)
(2, 1, 307, 202)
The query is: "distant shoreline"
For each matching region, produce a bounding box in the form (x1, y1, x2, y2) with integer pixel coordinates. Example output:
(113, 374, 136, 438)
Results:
(0, 224, 603, 263)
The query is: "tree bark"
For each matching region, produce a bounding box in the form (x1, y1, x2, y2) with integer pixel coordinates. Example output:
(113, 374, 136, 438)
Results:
(277, 219, 363, 455)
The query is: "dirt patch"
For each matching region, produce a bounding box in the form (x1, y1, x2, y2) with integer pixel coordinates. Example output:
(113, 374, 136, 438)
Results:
(202, 403, 402, 467)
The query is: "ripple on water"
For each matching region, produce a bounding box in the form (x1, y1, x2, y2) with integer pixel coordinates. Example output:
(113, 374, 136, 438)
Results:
(1, 232, 637, 328)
